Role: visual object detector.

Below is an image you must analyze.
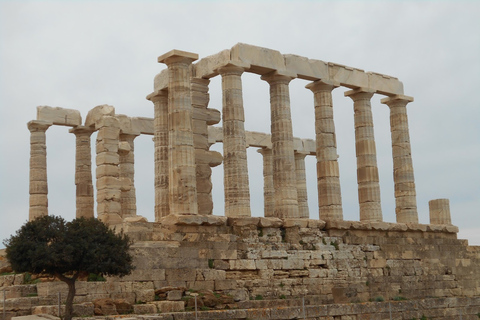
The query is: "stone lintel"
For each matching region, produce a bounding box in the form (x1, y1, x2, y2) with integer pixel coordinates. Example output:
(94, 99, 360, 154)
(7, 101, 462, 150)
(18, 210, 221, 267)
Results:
(37, 106, 82, 127)
(158, 50, 198, 64)
(215, 60, 251, 74)
(261, 69, 297, 82)
(380, 94, 414, 104)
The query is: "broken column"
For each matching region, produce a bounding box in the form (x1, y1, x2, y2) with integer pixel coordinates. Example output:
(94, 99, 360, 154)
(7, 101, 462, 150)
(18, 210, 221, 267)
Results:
(191, 78, 222, 215)
(95, 115, 123, 224)
(147, 90, 170, 221)
(119, 132, 139, 218)
(295, 152, 309, 219)
(218, 63, 251, 217)
(258, 148, 274, 217)
(429, 199, 451, 225)
(28, 120, 51, 221)
(306, 80, 343, 221)
(381, 95, 418, 223)
(261, 71, 299, 218)
(69, 126, 94, 219)
(158, 50, 199, 215)
(345, 88, 382, 222)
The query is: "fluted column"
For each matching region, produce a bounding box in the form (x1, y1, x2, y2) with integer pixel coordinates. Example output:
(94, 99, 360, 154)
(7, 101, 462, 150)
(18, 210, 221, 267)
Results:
(294, 152, 309, 218)
(28, 120, 51, 221)
(69, 126, 94, 219)
(429, 199, 451, 225)
(218, 63, 251, 217)
(381, 95, 418, 223)
(257, 148, 274, 217)
(261, 71, 299, 219)
(147, 90, 169, 221)
(119, 133, 139, 218)
(306, 80, 343, 221)
(345, 88, 382, 221)
(158, 50, 199, 215)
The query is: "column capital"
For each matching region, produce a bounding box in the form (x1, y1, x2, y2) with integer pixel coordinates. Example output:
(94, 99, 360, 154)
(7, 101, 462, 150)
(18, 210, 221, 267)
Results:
(69, 125, 95, 136)
(261, 70, 297, 84)
(344, 87, 375, 100)
(27, 120, 52, 132)
(380, 94, 414, 106)
(257, 147, 272, 156)
(146, 89, 168, 102)
(158, 50, 198, 65)
(216, 61, 250, 75)
(305, 79, 340, 93)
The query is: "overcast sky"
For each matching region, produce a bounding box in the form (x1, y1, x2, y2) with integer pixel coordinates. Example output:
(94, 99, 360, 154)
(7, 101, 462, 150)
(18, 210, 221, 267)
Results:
(1, 1, 479, 249)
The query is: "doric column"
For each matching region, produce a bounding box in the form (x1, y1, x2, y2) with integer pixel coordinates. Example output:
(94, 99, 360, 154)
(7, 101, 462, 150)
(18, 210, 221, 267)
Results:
(381, 95, 418, 223)
(345, 88, 382, 221)
(429, 199, 451, 225)
(294, 152, 309, 218)
(95, 116, 123, 224)
(306, 80, 343, 221)
(119, 132, 139, 218)
(257, 148, 274, 217)
(69, 126, 94, 219)
(261, 71, 299, 219)
(217, 63, 251, 217)
(27, 120, 51, 221)
(158, 50, 199, 215)
(147, 90, 169, 221)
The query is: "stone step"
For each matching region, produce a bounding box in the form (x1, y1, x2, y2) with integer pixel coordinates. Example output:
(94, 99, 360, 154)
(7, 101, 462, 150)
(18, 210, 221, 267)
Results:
(2, 284, 38, 299)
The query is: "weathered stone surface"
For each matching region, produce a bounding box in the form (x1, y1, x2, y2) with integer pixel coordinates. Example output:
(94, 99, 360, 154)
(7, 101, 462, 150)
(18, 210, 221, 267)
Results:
(85, 104, 115, 128)
(37, 106, 82, 127)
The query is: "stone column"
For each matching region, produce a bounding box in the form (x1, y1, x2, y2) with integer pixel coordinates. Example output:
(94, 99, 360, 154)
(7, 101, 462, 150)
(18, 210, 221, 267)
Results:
(306, 80, 343, 221)
(27, 120, 51, 221)
(295, 152, 309, 218)
(345, 88, 382, 221)
(257, 148, 274, 217)
(147, 90, 169, 221)
(95, 116, 123, 224)
(119, 132, 139, 218)
(218, 63, 251, 217)
(261, 71, 299, 219)
(69, 126, 94, 219)
(429, 199, 451, 225)
(158, 50, 199, 215)
(381, 95, 418, 223)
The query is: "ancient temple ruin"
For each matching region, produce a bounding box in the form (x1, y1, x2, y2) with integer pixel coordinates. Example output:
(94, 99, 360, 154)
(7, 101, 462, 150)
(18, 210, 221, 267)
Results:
(27, 43, 452, 226)
(19, 44, 479, 319)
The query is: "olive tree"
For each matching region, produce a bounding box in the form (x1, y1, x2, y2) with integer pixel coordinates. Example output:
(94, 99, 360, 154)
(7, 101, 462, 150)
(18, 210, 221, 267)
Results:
(3, 216, 134, 320)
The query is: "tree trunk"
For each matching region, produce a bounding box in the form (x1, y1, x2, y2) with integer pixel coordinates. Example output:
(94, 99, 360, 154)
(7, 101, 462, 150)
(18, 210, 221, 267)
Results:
(57, 273, 77, 320)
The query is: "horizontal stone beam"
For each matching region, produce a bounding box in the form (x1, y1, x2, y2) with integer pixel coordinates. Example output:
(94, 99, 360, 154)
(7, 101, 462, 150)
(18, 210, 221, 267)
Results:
(208, 126, 316, 155)
(36, 106, 82, 127)
(154, 43, 405, 95)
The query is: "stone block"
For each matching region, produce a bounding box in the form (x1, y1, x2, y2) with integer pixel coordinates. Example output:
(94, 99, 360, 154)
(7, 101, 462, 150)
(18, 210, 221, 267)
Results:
(214, 279, 238, 291)
(368, 71, 404, 95)
(328, 62, 369, 89)
(135, 289, 155, 303)
(165, 268, 196, 281)
(166, 290, 183, 301)
(153, 300, 185, 313)
(259, 217, 283, 228)
(227, 217, 259, 226)
(284, 54, 329, 81)
(85, 105, 115, 128)
(194, 49, 231, 78)
(37, 106, 82, 127)
(133, 303, 156, 315)
(283, 219, 309, 228)
(231, 43, 286, 74)
(153, 69, 169, 91)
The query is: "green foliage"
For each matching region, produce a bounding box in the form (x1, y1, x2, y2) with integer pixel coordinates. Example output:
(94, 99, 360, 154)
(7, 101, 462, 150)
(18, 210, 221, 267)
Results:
(279, 282, 284, 288)
(254, 294, 263, 300)
(365, 281, 370, 286)
(87, 273, 106, 282)
(280, 228, 286, 242)
(23, 272, 40, 284)
(4, 216, 134, 277)
(208, 259, 215, 269)
(200, 306, 211, 311)
(330, 241, 339, 250)
(279, 294, 286, 299)
(374, 296, 384, 302)
(477, 312, 480, 318)
(393, 296, 407, 301)
(420, 316, 428, 320)
(3, 216, 134, 320)
(257, 227, 263, 237)
(322, 238, 327, 245)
